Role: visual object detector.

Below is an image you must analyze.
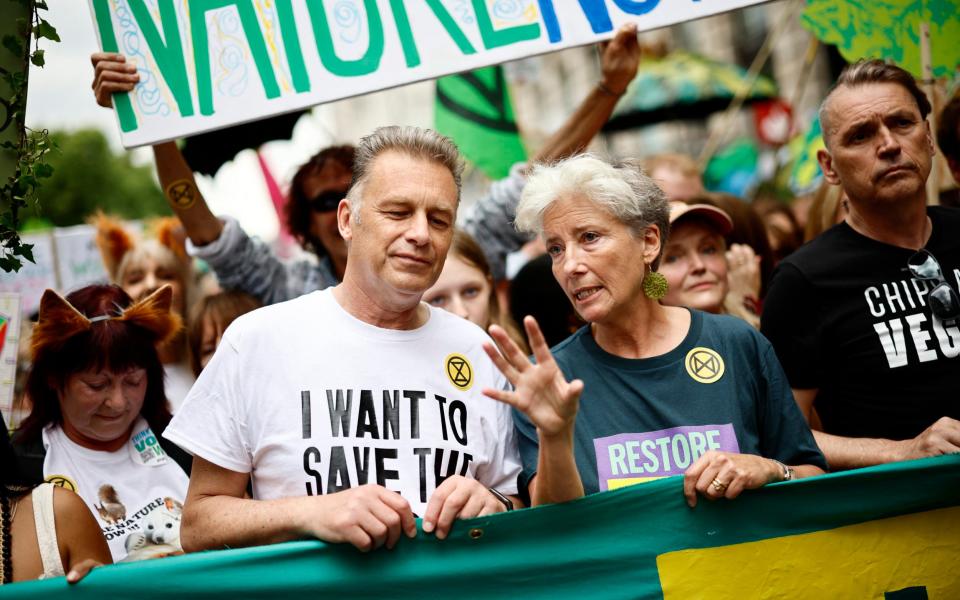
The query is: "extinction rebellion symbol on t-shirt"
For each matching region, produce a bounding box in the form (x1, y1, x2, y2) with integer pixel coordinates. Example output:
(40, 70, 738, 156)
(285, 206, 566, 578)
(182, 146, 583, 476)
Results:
(45, 474, 78, 492)
(685, 347, 725, 384)
(445, 353, 473, 390)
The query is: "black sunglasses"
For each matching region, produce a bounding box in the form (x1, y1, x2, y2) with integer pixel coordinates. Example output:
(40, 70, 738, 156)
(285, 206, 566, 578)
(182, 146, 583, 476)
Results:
(307, 188, 350, 213)
(907, 249, 960, 323)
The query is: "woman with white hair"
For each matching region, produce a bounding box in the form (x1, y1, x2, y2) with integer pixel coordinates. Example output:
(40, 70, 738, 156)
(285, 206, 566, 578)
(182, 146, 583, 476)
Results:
(482, 155, 826, 507)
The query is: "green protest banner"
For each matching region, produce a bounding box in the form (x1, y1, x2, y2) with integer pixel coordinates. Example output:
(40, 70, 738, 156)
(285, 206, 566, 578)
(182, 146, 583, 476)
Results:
(435, 65, 526, 179)
(2, 455, 958, 599)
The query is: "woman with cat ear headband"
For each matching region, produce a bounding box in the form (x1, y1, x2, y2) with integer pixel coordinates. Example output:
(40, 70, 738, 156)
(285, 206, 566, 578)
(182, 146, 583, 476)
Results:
(12, 284, 192, 563)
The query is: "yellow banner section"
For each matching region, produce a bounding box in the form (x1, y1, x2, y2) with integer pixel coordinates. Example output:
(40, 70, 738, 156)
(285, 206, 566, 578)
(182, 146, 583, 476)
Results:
(657, 506, 960, 598)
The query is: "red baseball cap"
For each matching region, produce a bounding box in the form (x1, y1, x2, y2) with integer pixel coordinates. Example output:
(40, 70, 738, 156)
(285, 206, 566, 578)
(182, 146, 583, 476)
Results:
(668, 202, 734, 235)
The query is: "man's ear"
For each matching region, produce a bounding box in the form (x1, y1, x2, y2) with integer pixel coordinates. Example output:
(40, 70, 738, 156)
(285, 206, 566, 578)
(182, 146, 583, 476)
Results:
(817, 148, 841, 185)
(337, 198, 354, 242)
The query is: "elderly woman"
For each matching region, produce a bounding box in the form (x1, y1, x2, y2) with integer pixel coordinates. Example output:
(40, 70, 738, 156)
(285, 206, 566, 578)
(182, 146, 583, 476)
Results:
(482, 155, 825, 507)
(13, 284, 191, 563)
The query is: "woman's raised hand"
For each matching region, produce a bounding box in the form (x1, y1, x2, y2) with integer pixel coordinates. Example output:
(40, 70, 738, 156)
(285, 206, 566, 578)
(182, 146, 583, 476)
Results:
(482, 316, 583, 438)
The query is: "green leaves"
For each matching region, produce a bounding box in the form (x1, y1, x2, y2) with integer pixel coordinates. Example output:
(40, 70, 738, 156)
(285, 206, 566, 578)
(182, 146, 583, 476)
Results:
(33, 19, 59, 43)
(0, 0, 59, 272)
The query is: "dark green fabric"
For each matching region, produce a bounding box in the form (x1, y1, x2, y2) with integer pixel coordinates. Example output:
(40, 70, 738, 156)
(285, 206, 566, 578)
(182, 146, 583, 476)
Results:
(434, 66, 526, 179)
(2, 455, 957, 599)
(516, 311, 826, 495)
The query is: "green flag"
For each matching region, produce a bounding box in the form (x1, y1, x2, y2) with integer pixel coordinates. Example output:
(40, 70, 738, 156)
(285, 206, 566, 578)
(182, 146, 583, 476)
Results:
(3, 456, 958, 599)
(435, 66, 527, 180)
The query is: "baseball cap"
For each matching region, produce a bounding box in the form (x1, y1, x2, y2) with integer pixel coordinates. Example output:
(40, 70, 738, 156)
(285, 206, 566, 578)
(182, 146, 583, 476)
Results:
(668, 202, 734, 235)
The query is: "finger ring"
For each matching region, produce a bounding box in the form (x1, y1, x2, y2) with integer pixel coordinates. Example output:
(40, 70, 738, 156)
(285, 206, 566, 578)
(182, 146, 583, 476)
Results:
(711, 478, 728, 492)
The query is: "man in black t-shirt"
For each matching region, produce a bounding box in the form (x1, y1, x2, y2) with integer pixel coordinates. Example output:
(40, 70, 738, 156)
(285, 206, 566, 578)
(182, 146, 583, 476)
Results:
(762, 59, 960, 471)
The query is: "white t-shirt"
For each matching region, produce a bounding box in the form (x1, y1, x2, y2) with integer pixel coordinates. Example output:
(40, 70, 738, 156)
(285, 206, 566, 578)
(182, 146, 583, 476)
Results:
(165, 289, 521, 516)
(42, 418, 189, 562)
(164, 362, 195, 412)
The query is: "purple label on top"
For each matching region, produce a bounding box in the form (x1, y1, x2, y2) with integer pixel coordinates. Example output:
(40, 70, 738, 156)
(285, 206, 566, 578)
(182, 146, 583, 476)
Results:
(594, 424, 740, 491)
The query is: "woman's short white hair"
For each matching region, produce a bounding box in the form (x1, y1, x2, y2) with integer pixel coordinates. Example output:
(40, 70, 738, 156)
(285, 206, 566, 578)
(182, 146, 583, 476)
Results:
(516, 154, 670, 269)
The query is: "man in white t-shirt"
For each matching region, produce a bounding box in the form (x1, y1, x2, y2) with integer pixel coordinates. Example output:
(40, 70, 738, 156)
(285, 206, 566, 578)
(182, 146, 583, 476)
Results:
(164, 126, 522, 553)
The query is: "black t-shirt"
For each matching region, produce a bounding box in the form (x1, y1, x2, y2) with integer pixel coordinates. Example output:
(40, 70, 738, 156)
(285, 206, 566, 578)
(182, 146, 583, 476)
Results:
(761, 206, 960, 440)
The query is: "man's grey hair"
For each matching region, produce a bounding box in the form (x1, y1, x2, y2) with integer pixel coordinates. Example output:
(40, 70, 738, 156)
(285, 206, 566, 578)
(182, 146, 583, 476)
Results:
(819, 59, 932, 148)
(516, 154, 671, 270)
(347, 126, 464, 218)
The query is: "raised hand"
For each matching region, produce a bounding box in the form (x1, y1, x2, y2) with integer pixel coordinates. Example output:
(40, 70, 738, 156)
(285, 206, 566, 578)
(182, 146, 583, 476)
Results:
(91, 52, 139, 108)
(598, 22, 641, 96)
(482, 316, 583, 438)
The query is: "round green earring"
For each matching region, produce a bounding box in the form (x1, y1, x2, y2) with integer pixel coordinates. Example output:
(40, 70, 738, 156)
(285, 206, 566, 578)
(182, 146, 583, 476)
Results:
(642, 270, 668, 300)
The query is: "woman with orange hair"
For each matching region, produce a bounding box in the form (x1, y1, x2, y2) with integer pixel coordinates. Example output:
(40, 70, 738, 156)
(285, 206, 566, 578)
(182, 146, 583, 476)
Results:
(12, 285, 191, 563)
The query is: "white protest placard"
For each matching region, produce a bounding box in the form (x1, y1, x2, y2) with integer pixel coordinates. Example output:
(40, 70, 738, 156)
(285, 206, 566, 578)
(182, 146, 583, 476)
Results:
(0, 232, 57, 317)
(89, 0, 770, 148)
(54, 224, 110, 294)
(0, 293, 22, 430)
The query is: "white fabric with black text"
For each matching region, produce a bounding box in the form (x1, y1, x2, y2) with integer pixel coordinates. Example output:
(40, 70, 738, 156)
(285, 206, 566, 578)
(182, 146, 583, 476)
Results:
(164, 289, 521, 516)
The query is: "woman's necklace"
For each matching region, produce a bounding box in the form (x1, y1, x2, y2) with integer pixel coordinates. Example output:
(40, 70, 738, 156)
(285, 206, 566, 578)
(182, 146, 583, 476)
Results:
(0, 494, 13, 585)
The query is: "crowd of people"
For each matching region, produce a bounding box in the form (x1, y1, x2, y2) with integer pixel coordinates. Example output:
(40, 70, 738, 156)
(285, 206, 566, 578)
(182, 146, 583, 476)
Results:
(1, 37, 959, 587)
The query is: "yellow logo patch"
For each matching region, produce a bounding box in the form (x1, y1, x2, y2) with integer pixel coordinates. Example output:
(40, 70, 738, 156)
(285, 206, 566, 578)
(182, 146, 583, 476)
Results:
(45, 474, 78, 492)
(445, 353, 473, 390)
(685, 347, 725, 384)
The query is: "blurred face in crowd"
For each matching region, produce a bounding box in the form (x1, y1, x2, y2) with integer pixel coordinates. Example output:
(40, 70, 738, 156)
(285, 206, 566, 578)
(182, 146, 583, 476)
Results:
(543, 194, 659, 325)
(423, 254, 492, 328)
(660, 220, 729, 313)
(818, 82, 933, 206)
(197, 313, 225, 371)
(120, 249, 185, 318)
(58, 367, 148, 451)
(304, 161, 353, 270)
(649, 165, 705, 203)
(340, 151, 458, 302)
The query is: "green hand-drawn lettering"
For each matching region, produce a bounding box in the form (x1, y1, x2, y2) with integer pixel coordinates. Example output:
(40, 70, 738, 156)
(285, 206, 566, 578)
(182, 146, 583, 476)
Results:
(389, 0, 421, 68)
(276, 0, 310, 92)
(91, 0, 138, 132)
(126, 0, 194, 119)
(305, 0, 384, 77)
(191, 0, 281, 116)
(472, 0, 541, 49)
(425, 0, 478, 55)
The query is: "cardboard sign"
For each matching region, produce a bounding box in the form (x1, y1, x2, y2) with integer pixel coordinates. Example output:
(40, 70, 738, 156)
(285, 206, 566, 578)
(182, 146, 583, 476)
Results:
(89, 0, 770, 147)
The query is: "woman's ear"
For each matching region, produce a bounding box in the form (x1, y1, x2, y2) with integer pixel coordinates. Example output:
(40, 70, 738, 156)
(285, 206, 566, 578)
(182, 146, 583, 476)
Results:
(642, 224, 662, 264)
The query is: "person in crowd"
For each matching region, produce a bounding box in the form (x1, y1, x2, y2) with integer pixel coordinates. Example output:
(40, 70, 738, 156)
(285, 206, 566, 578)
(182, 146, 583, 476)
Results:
(93, 214, 196, 409)
(423, 229, 528, 353)
(762, 59, 960, 469)
(12, 285, 192, 563)
(697, 193, 775, 297)
(1, 421, 111, 584)
(802, 182, 846, 242)
(90, 24, 642, 302)
(640, 153, 706, 202)
(937, 91, 960, 185)
(753, 199, 804, 265)
(509, 255, 583, 348)
(479, 155, 825, 508)
(188, 290, 262, 376)
(163, 126, 523, 554)
(659, 202, 760, 328)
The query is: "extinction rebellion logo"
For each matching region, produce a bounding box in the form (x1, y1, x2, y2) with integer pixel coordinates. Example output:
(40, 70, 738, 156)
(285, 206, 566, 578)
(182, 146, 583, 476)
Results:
(684, 347, 725, 384)
(445, 353, 473, 391)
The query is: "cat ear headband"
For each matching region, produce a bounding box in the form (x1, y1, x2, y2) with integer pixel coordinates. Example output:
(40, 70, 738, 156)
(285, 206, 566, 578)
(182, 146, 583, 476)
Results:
(32, 285, 183, 359)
